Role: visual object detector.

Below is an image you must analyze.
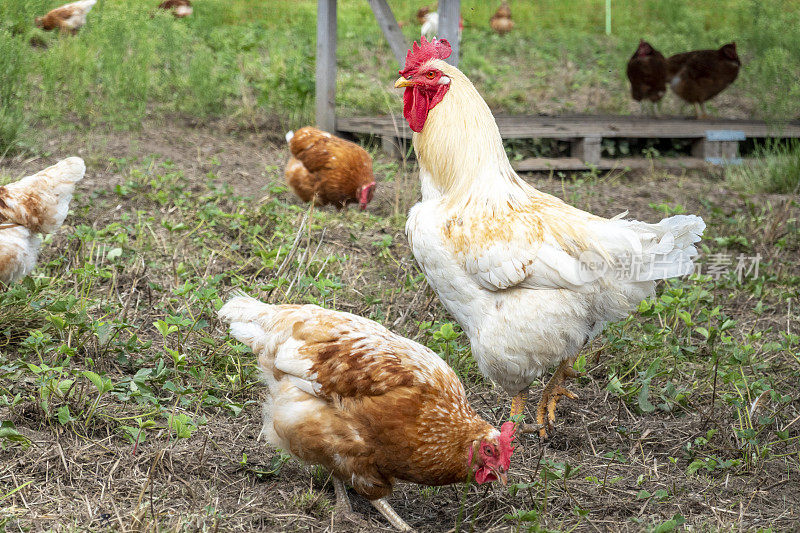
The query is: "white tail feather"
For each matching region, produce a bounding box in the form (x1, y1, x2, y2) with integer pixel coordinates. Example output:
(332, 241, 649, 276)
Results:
(632, 214, 705, 281)
(218, 295, 281, 354)
(285, 130, 294, 144)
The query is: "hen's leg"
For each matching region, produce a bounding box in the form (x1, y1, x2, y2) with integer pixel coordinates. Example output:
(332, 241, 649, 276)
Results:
(371, 498, 412, 531)
(535, 358, 580, 439)
(332, 478, 352, 514)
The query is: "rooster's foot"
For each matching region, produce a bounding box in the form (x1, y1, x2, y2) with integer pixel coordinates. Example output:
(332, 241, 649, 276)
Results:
(535, 359, 581, 439)
(517, 422, 545, 435)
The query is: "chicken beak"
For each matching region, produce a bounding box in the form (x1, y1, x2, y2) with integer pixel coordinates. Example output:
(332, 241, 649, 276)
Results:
(490, 466, 508, 485)
(394, 76, 414, 88)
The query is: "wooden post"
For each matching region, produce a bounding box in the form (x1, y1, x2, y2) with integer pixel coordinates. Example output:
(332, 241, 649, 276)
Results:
(315, 0, 337, 133)
(572, 136, 602, 166)
(439, 0, 460, 67)
(367, 0, 408, 69)
(381, 135, 403, 159)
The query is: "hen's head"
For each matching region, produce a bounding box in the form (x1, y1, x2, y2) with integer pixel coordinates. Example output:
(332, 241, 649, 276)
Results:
(467, 421, 516, 485)
(394, 37, 453, 132)
(34, 16, 45, 28)
(720, 42, 740, 64)
(635, 40, 656, 57)
(358, 182, 376, 210)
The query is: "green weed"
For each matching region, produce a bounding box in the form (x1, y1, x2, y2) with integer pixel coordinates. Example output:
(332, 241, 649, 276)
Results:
(727, 140, 800, 194)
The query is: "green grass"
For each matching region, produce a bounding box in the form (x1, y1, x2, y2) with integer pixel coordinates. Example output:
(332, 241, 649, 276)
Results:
(2, 0, 800, 154)
(727, 140, 800, 194)
(0, 30, 28, 155)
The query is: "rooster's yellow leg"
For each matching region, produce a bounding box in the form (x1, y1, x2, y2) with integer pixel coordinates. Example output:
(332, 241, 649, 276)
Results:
(509, 390, 528, 418)
(535, 359, 580, 439)
(510, 389, 546, 435)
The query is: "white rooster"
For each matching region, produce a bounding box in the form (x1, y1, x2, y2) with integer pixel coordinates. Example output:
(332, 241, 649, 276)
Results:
(394, 38, 705, 437)
(0, 158, 85, 286)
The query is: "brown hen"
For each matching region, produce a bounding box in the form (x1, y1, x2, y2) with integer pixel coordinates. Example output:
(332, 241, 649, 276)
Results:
(284, 127, 376, 210)
(667, 42, 741, 118)
(626, 40, 667, 112)
(490, 3, 514, 35)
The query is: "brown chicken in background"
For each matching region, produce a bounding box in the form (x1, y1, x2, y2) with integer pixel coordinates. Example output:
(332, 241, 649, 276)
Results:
(667, 42, 741, 118)
(35, 0, 97, 34)
(626, 40, 667, 112)
(218, 296, 516, 531)
(0, 158, 85, 286)
(490, 3, 514, 35)
(284, 127, 376, 210)
(158, 0, 193, 18)
(416, 5, 432, 25)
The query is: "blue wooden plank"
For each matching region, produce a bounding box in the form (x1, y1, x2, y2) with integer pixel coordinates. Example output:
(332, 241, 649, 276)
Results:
(706, 157, 743, 165)
(706, 130, 746, 141)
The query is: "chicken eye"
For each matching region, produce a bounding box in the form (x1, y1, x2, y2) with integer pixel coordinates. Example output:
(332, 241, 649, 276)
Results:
(483, 445, 493, 456)
(425, 71, 437, 79)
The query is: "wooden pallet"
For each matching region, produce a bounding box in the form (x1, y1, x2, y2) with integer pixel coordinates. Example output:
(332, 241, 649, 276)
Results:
(337, 114, 800, 170)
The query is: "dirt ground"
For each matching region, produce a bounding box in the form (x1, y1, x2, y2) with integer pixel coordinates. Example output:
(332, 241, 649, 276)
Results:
(1, 120, 798, 532)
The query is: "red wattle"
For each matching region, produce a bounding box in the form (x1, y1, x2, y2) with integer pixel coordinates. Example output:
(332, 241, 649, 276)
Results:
(475, 467, 496, 484)
(403, 87, 430, 133)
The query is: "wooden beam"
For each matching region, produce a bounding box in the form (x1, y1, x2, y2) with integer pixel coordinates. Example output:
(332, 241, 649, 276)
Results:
(367, 0, 407, 69)
(315, 0, 337, 133)
(513, 157, 712, 172)
(439, 0, 460, 67)
(338, 115, 800, 140)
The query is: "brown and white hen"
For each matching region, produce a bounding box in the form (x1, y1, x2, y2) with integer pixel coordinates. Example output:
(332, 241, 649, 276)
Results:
(218, 295, 515, 531)
(0, 157, 85, 286)
(35, 0, 97, 34)
(158, 0, 193, 18)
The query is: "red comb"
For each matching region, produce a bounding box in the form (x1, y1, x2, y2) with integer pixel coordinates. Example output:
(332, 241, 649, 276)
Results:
(400, 37, 452, 76)
(498, 421, 516, 469)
